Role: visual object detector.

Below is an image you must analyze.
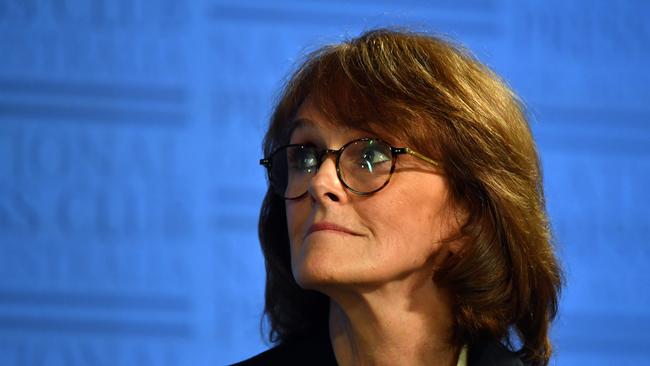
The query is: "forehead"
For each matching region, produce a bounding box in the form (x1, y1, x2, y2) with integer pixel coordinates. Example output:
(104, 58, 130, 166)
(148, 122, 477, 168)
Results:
(288, 118, 366, 148)
(288, 101, 397, 145)
(290, 117, 353, 135)
(291, 99, 343, 129)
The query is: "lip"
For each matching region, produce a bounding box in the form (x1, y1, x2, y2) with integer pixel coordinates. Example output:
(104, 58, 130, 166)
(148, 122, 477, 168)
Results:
(306, 222, 361, 237)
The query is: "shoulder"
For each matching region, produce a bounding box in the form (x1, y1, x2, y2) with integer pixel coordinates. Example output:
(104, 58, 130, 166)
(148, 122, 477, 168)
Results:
(230, 334, 337, 366)
(468, 340, 526, 366)
(230, 342, 292, 366)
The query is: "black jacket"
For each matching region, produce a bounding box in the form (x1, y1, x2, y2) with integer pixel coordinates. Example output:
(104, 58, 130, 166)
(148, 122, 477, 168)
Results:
(232, 333, 525, 366)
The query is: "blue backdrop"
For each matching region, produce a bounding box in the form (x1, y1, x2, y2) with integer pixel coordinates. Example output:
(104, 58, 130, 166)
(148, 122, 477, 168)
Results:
(0, 1, 648, 365)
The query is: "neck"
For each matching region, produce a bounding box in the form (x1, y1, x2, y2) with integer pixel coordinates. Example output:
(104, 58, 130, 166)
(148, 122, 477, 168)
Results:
(326, 273, 459, 366)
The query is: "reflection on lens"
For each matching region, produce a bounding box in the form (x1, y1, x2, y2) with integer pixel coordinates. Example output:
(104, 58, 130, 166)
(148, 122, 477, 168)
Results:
(268, 138, 395, 199)
(340, 139, 393, 194)
(270, 145, 318, 199)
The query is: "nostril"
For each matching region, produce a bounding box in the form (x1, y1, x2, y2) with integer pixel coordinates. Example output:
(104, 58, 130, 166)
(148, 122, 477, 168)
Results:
(325, 192, 339, 202)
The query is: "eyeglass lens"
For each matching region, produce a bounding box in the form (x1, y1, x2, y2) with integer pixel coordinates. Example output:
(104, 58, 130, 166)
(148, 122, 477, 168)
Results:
(269, 139, 394, 199)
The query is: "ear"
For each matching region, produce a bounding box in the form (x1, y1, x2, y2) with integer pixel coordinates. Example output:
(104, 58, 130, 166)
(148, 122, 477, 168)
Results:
(446, 198, 469, 255)
(447, 239, 465, 256)
(432, 201, 468, 270)
(431, 240, 468, 280)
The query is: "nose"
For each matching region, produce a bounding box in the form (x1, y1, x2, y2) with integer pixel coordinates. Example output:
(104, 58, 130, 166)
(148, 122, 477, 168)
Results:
(307, 151, 347, 203)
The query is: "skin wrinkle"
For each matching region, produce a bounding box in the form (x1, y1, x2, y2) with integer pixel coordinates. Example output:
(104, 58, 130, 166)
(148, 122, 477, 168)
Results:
(285, 100, 463, 366)
(327, 256, 458, 366)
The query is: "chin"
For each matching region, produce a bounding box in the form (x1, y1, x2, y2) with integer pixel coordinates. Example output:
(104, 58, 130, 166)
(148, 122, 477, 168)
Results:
(292, 253, 366, 294)
(290, 234, 373, 291)
(291, 255, 377, 295)
(292, 255, 339, 290)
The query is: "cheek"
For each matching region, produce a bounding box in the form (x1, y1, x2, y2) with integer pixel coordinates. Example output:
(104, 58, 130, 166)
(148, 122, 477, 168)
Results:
(285, 201, 309, 245)
(285, 203, 298, 239)
(359, 181, 452, 258)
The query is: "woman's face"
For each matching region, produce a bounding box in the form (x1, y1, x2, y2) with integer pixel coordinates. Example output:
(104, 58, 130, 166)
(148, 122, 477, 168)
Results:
(286, 101, 459, 292)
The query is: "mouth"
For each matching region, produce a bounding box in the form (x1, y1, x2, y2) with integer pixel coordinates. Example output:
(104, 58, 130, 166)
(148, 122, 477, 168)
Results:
(306, 222, 361, 237)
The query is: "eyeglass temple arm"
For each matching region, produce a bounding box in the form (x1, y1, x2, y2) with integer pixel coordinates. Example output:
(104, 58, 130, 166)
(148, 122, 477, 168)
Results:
(393, 147, 439, 167)
(259, 158, 270, 166)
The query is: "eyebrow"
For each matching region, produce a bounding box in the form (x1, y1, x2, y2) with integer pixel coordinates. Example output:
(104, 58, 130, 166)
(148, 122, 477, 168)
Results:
(287, 118, 321, 143)
(288, 117, 312, 136)
(286, 115, 391, 150)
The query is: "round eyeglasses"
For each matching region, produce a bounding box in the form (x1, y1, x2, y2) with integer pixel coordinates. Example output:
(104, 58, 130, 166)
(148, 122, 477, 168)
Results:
(259, 137, 438, 200)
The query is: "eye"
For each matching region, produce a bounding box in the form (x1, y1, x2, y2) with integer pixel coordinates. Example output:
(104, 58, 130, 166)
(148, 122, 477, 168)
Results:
(288, 146, 318, 173)
(357, 144, 390, 173)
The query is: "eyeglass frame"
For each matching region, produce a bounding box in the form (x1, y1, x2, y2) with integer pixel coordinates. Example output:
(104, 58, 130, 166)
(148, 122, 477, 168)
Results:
(259, 137, 439, 200)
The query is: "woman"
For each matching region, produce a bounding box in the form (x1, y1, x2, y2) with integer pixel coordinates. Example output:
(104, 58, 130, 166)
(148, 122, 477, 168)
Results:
(236, 29, 562, 366)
